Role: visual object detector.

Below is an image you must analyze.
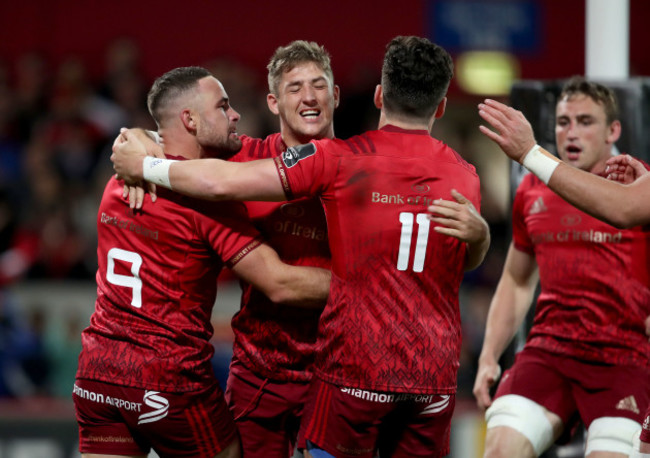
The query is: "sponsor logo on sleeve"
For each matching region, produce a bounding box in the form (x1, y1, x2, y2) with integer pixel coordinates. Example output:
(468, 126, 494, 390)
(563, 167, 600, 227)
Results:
(282, 143, 316, 168)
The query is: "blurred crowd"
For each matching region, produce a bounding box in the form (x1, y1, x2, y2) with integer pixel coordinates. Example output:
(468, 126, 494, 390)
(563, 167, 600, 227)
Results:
(0, 38, 510, 402)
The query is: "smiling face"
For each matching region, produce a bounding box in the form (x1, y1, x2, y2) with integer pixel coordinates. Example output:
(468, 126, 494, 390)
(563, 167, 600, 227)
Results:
(555, 93, 620, 174)
(267, 61, 339, 146)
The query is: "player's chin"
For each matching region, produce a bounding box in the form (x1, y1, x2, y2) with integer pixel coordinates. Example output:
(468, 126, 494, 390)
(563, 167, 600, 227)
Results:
(228, 137, 243, 152)
(299, 124, 328, 140)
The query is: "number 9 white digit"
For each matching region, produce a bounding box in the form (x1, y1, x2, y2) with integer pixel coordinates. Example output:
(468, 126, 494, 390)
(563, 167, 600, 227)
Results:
(107, 248, 143, 308)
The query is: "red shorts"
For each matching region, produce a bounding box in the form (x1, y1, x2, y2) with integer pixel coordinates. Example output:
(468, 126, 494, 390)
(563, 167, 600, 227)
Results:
(495, 347, 650, 429)
(73, 378, 238, 457)
(641, 404, 650, 444)
(300, 377, 455, 458)
(225, 358, 311, 458)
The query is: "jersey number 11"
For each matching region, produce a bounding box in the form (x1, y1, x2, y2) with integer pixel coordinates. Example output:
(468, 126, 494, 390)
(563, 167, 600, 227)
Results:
(397, 212, 430, 273)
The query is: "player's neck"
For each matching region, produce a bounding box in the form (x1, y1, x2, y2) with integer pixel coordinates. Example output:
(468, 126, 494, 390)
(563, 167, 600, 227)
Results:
(160, 134, 202, 160)
(378, 112, 432, 133)
(587, 151, 615, 175)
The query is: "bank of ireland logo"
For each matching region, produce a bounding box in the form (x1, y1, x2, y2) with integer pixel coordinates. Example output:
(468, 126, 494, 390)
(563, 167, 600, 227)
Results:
(138, 390, 169, 425)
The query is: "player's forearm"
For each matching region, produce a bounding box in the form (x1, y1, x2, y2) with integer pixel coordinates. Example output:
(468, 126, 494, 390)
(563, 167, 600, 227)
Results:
(465, 230, 490, 271)
(520, 145, 650, 228)
(547, 161, 650, 228)
(267, 266, 331, 307)
(479, 276, 536, 364)
(164, 158, 233, 200)
(145, 157, 286, 202)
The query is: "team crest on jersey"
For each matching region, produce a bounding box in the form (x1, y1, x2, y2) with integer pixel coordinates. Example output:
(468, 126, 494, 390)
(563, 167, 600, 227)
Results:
(411, 183, 431, 193)
(561, 214, 582, 226)
(280, 203, 306, 218)
(282, 143, 316, 168)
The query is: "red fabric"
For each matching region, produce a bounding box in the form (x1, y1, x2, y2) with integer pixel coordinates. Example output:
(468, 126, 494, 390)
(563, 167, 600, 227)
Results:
(77, 159, 262, 392)
(276, 125, 481, 394)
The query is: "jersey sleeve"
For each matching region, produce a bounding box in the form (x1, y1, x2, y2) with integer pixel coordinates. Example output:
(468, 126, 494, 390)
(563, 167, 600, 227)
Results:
(274, 141, 331, 200)
(193, 200, 263, 268)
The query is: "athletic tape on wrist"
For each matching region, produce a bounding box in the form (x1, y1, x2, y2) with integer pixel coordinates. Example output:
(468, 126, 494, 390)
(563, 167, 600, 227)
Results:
(143, 156, 176, 189)
(521, 144, 560, 185)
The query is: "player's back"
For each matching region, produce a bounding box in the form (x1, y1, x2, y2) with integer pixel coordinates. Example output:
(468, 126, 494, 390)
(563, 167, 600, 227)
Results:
(77, 166, 261, 393)
(279, 125, 481, 394)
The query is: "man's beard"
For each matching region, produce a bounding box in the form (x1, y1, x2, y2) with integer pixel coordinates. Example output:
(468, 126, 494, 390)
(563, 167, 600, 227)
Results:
(203, 136, 242, 160)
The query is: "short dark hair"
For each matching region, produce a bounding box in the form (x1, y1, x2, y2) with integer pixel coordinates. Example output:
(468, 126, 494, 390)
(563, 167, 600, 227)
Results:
(147, 66, 212, 125)
(381, 36, 454, 121)
(267, 40, 334, 95)
(559, 76, 619, 124)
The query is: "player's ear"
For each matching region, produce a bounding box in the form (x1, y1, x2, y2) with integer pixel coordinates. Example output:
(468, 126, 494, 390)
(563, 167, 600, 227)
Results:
(333, 84, 341, 109)
(267, 93, 280, 115)
(181, 109, 197, 132)
(606, 119, 622, 145)
(435, 97, 447, 119)
(374, 85, 383, 109)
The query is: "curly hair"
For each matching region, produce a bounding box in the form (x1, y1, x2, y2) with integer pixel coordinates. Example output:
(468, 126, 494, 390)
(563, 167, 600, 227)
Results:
(381, 36, 454, 121)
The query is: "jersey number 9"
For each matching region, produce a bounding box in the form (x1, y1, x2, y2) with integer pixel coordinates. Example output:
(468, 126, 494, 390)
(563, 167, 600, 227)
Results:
(107, 248, 143, 308)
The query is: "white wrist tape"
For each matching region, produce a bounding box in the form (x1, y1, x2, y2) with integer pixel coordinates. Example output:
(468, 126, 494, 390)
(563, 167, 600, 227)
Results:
(143, 156, 177, 189)
(521, 145, 560, 185)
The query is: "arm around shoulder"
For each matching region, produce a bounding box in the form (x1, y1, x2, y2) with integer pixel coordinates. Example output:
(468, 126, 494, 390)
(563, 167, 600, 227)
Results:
(167, 157, 288, 202)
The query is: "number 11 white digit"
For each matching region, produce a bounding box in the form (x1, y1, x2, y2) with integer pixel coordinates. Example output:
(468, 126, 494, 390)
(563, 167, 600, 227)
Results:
(397, 212, 430, 273)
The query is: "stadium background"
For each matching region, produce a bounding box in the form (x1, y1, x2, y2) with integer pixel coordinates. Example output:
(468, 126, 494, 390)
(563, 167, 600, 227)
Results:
(1, 0, 649, 456)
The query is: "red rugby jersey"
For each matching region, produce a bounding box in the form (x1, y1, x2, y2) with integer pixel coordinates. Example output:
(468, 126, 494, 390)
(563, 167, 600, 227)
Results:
(228, 134, 331, 382)
(76, 156, 262, 392)
(275, 125, 482, 394)
(513, 172, 650, 368)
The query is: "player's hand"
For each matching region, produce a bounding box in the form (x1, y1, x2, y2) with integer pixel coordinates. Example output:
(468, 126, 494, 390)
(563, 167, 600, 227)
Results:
(129, 128, 165, 159)
(605, 154, 648, 184)
(478, 99, 537, 163)
(645, 315, 650, 342)
(115, 128, 164, 208)
(121, 181, 157, 210)
(473, 359, 502, 410)
(111, 128, 148, 184)
(427, 189, 488, 245)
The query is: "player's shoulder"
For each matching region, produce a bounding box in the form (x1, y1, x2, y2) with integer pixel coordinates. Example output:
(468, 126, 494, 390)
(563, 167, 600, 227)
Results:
(235, 133, 284, 161)
(311, 131, 379, 157)
(442, 143, 479, 176)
